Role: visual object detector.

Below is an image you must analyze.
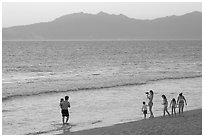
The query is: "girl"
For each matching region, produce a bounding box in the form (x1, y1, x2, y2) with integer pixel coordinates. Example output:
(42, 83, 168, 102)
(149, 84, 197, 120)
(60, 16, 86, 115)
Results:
(169, 98, 177, 116)
(162, 95, 170, 117)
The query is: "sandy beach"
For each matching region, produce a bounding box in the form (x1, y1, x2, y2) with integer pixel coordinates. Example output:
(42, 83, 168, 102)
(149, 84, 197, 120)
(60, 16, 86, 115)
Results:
(2, 77, 202, 135)
(62, 109, 202, 135)
(2, 40, 202, 135)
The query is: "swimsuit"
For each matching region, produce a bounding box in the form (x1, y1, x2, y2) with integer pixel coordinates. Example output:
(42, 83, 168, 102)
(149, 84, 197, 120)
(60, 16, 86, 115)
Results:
(148, 94, 153, 106)
(178, 96, 185, 107)
(61, 109, 69, 117)
(148, 101, 153, 106)
(162, 99, 168, 109)
(143, 110, 147, 114)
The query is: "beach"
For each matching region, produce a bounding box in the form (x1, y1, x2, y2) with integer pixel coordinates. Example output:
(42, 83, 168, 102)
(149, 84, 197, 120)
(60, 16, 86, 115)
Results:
(2, 40, 202, 135)
(65, 109, 202, 135)
(3, 77, 201, 135)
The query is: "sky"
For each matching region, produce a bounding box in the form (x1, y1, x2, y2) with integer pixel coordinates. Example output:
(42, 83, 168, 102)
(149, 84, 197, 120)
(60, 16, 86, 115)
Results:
(2, 2, 202, 28)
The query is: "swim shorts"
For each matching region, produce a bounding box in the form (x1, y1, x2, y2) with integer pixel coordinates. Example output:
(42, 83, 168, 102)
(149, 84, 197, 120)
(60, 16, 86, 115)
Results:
(61, 109, 69, 117)
(143, 110, 147, 114)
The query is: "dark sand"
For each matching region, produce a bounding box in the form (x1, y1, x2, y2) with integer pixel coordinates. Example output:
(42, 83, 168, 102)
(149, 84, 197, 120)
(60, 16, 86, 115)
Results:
(62, 109, 202, 135)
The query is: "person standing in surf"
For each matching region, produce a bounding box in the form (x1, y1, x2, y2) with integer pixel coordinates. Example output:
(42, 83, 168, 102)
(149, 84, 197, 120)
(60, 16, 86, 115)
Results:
(177, 93, 187, 116)
(60, 96, 71, 124)
(146, 90, 154, 118)
(169, 98, 177, 116)
(161, 95, 170, 117)
(141, 101, 148, 119)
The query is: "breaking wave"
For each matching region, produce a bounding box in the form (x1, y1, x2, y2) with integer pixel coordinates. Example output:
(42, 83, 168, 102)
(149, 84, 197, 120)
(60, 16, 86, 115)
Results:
(2, 74, 201, 101)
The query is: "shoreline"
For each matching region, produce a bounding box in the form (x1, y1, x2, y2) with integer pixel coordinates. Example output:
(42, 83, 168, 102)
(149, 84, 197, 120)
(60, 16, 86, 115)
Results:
(2, 77, 202, 135)
(2, 75, 201, 101)
(61, 109, 202, 135)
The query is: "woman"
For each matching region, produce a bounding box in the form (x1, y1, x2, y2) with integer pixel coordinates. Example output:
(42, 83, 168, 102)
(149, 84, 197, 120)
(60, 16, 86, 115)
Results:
(161, 95, 170, 117)
(177, 93, 187, 115)
(146, 90, 154, 118)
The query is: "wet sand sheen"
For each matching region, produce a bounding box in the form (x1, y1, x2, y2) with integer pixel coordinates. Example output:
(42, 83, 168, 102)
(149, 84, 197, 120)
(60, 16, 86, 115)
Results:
(64, 109, 202, 135)
(2, 40, 202, 135)
(2, 77, 202, 135)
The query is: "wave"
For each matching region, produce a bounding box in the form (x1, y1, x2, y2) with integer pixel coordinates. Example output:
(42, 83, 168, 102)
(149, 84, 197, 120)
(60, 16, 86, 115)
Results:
(2, 75, 202, 101)
(26, 123, 75, 135)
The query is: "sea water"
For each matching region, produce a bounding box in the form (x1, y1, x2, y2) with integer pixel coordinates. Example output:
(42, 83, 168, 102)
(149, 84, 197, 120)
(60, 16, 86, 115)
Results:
(2, 40, 202, 134)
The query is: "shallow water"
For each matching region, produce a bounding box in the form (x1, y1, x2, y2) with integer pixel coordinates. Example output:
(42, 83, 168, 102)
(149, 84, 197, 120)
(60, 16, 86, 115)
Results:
(2, 40, 202, 134)
(2, 77, 202, 135)
(2, 40, 202, 100)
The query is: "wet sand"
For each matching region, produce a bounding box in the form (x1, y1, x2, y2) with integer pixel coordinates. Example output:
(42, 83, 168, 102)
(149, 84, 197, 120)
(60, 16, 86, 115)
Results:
(2, 77, 201, 135)
(62, 109, 202, 135)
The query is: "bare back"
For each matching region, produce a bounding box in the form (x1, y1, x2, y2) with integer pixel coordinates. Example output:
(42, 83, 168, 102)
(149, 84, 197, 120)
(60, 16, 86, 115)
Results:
(61, 101, 70, 110)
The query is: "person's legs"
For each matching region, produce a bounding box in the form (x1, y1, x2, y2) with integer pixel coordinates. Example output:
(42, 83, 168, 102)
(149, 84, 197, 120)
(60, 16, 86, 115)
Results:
(166, 107, 170, 116)
(149, 105, 154, 117)
(171, 107, 173, 116)
(143, 110, 147, 119)
(66, 115, 69, 123)
(163, 106, 170, 116)
(62, 116, 65, 124)
(173, 107, 176, 116)
(181, 104, 184, 115)
(163, 107, 166, 116)
(178, 106, 181, 115)
(149, 105, 152, 115)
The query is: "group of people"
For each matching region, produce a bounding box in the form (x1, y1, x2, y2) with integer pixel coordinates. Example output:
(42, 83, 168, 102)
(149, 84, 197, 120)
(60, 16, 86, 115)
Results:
(141, 90, 187, 119)
(59, 91, 187, 124)
(141, 90, 154, 119)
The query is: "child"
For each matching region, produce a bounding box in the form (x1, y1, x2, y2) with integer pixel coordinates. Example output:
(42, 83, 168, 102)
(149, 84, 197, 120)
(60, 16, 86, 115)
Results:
(141, 101, 148, 119)
(59, 98, 64, 109)
(169, 98, 177, 116)
(161, 95, 170, 117)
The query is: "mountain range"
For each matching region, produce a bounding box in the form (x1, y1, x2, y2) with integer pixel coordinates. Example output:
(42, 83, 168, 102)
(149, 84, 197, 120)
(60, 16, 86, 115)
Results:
(2, 11, 202, 40)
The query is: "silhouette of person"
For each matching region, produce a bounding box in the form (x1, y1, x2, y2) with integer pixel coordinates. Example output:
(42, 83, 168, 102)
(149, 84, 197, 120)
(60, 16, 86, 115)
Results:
(146, 90, 154, 118)
(169, 98, 177, 116)
(162, 95, 170, 117)
(60, 96, 71, 124)
(177, 93, 187, 116)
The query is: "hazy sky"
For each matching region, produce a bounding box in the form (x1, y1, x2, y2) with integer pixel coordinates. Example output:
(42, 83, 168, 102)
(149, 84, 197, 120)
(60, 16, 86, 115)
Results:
(2, 2, 202, 28)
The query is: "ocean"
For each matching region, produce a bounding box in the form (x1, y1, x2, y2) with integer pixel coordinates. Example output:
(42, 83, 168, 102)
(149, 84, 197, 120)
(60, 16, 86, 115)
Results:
(2, 40, 202, 134)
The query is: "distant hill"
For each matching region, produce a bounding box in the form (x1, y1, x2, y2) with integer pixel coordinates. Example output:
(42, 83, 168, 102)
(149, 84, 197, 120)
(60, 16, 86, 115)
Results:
(2, 11, 202, 40)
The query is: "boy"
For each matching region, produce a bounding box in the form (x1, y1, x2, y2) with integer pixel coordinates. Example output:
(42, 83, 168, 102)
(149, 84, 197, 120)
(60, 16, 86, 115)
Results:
(141, 101, 148, 119)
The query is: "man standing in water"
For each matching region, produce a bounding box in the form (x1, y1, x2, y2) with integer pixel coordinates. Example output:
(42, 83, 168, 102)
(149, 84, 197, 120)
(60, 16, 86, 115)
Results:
(146, 90, 154, 118)
(60, 96, 71, 124)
